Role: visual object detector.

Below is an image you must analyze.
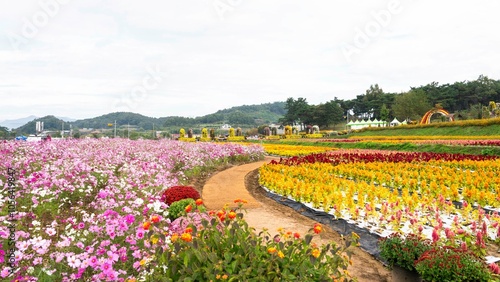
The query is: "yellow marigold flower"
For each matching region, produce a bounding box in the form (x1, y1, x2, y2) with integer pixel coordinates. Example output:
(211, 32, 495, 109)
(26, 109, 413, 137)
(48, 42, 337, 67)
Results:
(277, 251, 285, 258)
(150, 235, 159, 245)
(311, 248, 320, 258)
(171, 233, 179, 242)
(181, 232, 192, 242)
(139, 259, 147, 266)
(216, 274, 221, 279)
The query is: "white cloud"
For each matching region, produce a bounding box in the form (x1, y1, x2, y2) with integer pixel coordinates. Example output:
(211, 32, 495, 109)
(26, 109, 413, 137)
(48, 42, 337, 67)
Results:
(1, 0, 499, 121)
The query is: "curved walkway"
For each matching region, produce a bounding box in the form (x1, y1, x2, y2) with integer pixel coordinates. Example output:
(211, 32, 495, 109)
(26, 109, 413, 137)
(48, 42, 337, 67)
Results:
(202, 157, 392, 282)
(202, 159, 267, 209)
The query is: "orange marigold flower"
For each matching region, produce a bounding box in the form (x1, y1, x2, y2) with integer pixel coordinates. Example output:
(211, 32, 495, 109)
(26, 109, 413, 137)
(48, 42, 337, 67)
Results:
(150, 215, 160, 223)
(222, 274, 228, 280)
(171, 233, 179, 242)
(313, 223, 322, 234)
(267, 247, 277, 254)
(195, 199, 203, 206)
(217, 210, 226, 221)
(228, 211, 237, 220)
(181, 232, 192, 242)
(142, 221, 151, 230)
(293, 232, 301, 239)
(185, 226, 193, 233)
(185, 204, 192, 213)
(311, 248, 321, 258)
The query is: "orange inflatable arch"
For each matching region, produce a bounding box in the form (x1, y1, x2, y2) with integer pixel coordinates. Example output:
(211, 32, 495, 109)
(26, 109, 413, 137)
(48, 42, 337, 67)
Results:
(419, 108, 454, 124)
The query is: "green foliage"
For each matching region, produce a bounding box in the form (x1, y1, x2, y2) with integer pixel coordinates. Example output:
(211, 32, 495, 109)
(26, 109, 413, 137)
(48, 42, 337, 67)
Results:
(392, 89, 432, 121)
(415, 246, 491, 282)
(147, 205, 358, 281)
(167, 199, 196, 221)
(379, 233, 432, 272)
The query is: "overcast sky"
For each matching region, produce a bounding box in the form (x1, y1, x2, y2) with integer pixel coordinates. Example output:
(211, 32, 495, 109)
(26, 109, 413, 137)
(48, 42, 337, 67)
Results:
(1, 0, 499, 121)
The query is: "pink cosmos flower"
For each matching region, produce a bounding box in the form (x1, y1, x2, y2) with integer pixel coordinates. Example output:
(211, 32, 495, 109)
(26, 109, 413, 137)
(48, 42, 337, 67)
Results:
(68, 255, 82, 268)
(45, 227, 56, 236)
(107, 251, 119, 262)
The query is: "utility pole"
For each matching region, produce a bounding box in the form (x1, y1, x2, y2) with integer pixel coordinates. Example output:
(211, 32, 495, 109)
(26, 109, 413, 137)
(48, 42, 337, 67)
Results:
(61, 121, 64, 138)
(114, 120, 117, 138)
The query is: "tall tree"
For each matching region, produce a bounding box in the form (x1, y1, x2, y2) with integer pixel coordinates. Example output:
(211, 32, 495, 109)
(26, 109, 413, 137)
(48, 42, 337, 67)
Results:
(380, 103, 390, 122)
(281, 97, 312, 125)
(311, 101, 344, 128)
(392, 89, 432, 121)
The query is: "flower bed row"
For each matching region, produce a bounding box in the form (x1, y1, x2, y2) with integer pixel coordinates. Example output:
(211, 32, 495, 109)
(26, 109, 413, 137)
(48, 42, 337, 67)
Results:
(0, 139, 264, 281)
(259, 150, 500, 269)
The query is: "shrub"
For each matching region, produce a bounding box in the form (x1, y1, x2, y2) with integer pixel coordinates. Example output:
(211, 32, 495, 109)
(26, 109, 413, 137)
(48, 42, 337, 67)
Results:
(167, 198, 195, 220)
(146, 202, 358, 281)
(161, 185, 200, 205)
(379, 232, 432, 272)
(415, 246, 492, 281)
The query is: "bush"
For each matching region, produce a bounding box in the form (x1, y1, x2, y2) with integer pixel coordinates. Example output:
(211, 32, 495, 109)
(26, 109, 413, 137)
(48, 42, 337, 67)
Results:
(379, 232, 432, 272)
(415, 246, 492, 281)
(147, 202, 358, 281)
(161, 185, 200, 205)
(167, 198, 195, 220)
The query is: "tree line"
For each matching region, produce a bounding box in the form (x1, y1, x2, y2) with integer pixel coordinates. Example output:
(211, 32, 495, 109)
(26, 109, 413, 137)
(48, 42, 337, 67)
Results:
(281, 75, 500, 128)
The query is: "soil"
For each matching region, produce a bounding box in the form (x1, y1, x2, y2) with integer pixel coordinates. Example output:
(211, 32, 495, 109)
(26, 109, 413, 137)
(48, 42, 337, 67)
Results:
(199, 157, 392, 282)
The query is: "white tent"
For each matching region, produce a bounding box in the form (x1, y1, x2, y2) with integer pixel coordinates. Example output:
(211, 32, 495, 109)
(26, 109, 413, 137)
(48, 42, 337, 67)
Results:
(390, 118, 401, 127)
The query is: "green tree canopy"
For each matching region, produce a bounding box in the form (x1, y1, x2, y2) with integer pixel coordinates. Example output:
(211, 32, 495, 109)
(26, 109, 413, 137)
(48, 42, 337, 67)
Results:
(392, 89, 432, 121)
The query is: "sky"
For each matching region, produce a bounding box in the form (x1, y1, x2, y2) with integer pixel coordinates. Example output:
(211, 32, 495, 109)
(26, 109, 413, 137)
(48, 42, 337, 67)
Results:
(1, 0, 499, 122)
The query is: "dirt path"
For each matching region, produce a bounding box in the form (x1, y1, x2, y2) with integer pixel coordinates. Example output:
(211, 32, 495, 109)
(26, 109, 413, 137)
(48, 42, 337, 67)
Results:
(202, 157, 392, 282)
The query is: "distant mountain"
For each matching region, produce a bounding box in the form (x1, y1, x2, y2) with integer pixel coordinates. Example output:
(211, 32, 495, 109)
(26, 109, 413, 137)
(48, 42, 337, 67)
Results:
(13, 102, 286, 134)
(0, 115, 76, 130)
(0, 115, 38, 129)
(15, 116, 68, 135)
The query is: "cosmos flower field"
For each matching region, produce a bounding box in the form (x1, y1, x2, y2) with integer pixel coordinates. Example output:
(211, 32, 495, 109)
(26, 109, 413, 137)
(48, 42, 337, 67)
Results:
(0, 139, 264, 281)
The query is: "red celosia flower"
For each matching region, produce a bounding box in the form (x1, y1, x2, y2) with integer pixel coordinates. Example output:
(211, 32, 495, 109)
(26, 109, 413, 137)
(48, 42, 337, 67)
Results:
(161, 186, 200, 206)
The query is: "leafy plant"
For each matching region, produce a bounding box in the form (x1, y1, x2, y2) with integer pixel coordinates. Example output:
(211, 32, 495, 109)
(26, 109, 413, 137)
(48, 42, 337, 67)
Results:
(415, 246, 492, 282)
(167, 198, 195, 220)
(161, 185, 200, 205)
(147, 201, 359, 281)
(378, 232, 432, 272)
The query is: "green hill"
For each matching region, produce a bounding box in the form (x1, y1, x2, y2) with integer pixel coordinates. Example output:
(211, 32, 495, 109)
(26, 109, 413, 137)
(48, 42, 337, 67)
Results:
(14, 102, 286, 135)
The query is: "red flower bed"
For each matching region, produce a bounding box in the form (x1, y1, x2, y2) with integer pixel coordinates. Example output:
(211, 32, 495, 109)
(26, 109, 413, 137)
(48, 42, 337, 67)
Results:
(161, 185, 200, 205)
(270, 151, 498, 166)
